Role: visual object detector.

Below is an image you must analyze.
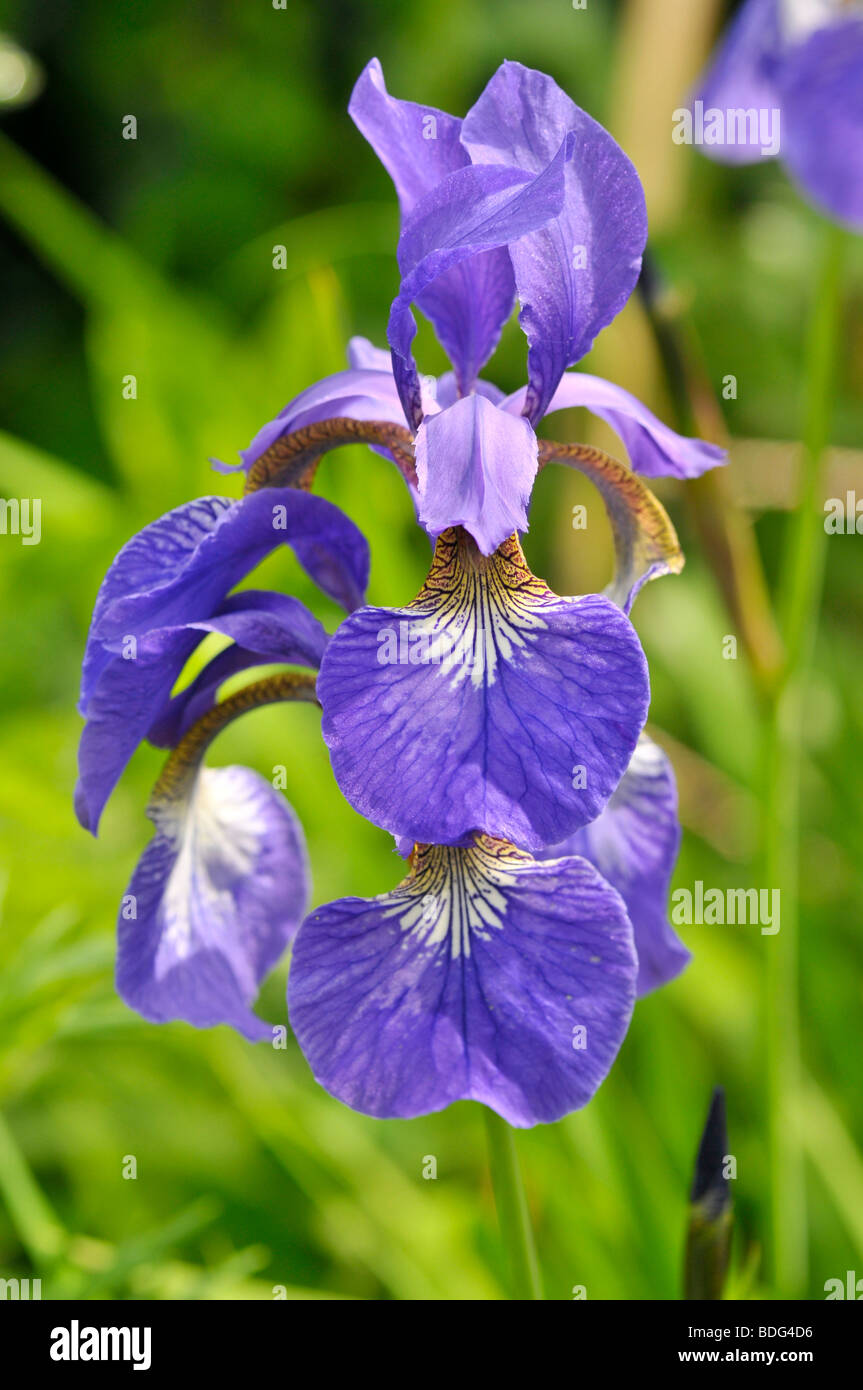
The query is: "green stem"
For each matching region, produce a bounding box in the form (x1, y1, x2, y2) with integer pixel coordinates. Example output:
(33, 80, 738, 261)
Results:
(763, 222, 845, 1297)
(483, 1107, 542, 1299)
(779, 225, 846, 671)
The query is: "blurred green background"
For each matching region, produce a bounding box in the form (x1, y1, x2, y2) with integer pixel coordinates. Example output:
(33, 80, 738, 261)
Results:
(0, 0, 861, 1300)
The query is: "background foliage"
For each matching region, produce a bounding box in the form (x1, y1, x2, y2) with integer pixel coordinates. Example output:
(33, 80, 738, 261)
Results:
(0, 0, 861, 1300)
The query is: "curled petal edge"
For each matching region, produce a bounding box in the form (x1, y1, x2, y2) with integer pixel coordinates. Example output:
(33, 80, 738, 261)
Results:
(537, 438, 684, 613)
(244, 417, 417, 495)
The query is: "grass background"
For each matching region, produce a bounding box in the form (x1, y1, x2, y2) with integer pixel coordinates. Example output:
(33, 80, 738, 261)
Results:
(0, 0, 861, 1299)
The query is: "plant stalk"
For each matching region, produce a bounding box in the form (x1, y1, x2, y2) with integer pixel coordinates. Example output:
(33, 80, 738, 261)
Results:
(483, 1107, 542, 1300)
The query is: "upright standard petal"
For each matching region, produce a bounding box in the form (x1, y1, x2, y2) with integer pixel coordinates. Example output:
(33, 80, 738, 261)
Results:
(349, 56, 467, 213)
(349, 58, 516, 396)
(777, 17, 863, 230)
(388, 143, 571, 428)
(415, 250, 516, 403)
(117, 673, 317, 1040)
(461, 61, 647, 424)
(317, 528, 650, 851)
(288, 835, 637, 1126)
(501, 372, 726, 480)
(542, 737, 689, 995)
(414, 393, 538, 554)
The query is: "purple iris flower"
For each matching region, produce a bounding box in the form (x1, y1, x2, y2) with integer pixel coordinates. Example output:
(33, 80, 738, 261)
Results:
(689, 0, 863, 229)
(288, 735, 689, 1126)
(76, 487, 369, 1036)
(78, 59, 716, 1125)
(243, 59, 723, 854)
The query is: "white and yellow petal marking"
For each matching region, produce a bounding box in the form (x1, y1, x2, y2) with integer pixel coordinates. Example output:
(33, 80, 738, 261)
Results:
(403, 528, 558, 688)
(318, 525, 649, 848)
(288, 833, 639, 1125)
(156, 766, 280, 978)
(382, 836, 530, 959)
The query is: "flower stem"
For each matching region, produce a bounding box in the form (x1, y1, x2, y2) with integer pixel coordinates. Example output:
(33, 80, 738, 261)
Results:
(778, 224, 846, 672)
(763, 221, 845, 1297)
(483, 1107, 542, 1299)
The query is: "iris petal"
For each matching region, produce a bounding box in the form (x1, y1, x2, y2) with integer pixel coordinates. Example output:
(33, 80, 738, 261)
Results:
(147, 590, 327, 747)
(238, 368, 420, 476)
(88, 491, 368, 638)
(288, 834, 637, 1126)
(118, 673, 317, 1039)
(692, 0, 783, 164)
(414, 393, 538, 555)
(349, 58, 516, 396)
(77, 587, 325, 835)
(461, 61, 647, 424)
(76, 625, 199, 834)
(502, 371, 726, 479)
(349, 56, 468, 213)
(347, 336, 393, 373)
(119, 765, 308, 1041)
(777, 17, 863, 229)
(77, 490, 361, 832)
(388, 142, 571, 428)
(348, 337, 506, 409)
(317, 528, 650, 850)
(542, 736, 689, 996)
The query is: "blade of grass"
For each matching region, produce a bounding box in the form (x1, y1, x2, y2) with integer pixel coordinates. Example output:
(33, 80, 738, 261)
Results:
(0, 1108, 67, 1266)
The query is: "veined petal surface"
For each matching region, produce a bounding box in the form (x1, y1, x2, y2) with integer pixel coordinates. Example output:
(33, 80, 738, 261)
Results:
(77, 490, 355, 831)
(350, 58, 516, 395)
(461, 61, 647, 423)
(543, 737, 689, 995)
(502, 372, 725, 480)
(88, 491, 368, 642)
(414, 393, 538, 554)
(119, 764, 308, 1040)
(388, 143, 571, 427)
(317, 529, 650, 850)
(289, 835, 637, 1125)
